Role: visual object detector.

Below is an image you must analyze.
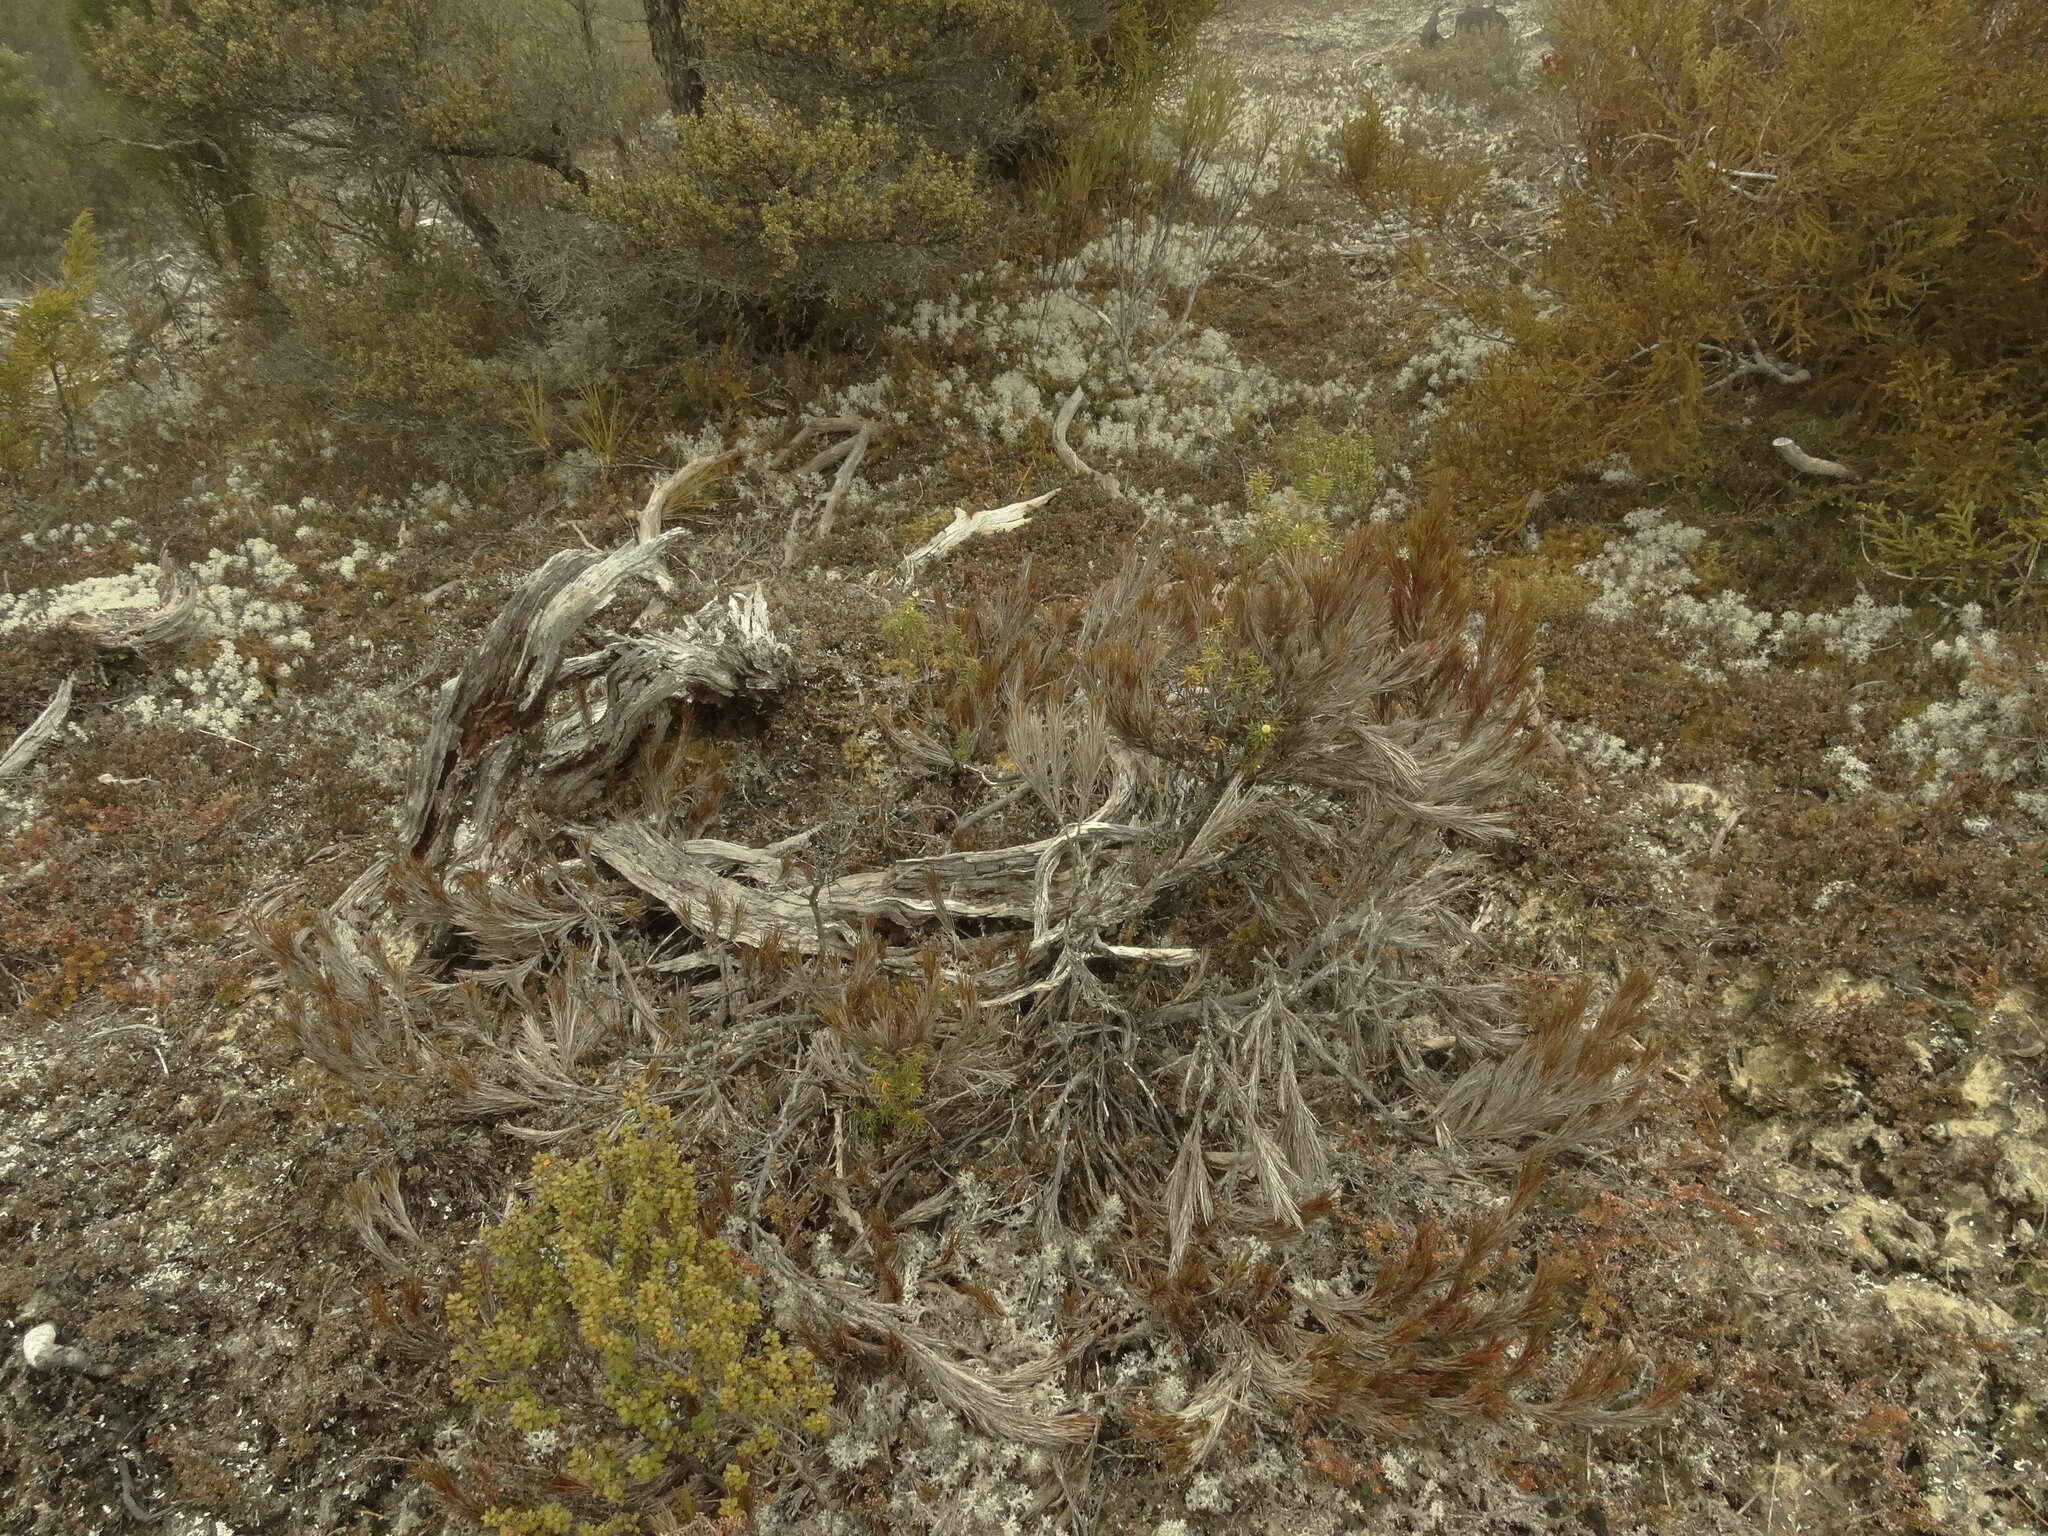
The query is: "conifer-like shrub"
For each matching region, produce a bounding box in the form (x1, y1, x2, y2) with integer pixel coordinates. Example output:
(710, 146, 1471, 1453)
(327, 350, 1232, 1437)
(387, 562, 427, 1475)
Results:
(588, 94, 992, 312)
(1432, 0, 2048, 595)
(444, 1093, 832, 1533)
(1334, 91, 1489, 228)
(0, 210, 108, 484)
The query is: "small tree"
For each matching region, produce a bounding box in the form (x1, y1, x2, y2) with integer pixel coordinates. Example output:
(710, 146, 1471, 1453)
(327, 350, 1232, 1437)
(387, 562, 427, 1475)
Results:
(0, 209, 109, 483)
(592, 0, 1221, 314)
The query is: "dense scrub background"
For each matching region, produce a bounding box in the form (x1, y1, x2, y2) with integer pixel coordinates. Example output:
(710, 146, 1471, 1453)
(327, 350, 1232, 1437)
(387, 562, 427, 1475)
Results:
(3, 2, 2045, 1534)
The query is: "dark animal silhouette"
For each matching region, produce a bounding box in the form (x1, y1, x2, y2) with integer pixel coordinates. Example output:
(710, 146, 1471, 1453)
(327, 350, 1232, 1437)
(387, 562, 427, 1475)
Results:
(1424, 4, 1512, 46)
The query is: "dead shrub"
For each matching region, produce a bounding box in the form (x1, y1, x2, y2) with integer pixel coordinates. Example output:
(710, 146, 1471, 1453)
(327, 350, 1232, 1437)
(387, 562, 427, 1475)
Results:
(262, 509, 1678, 1521)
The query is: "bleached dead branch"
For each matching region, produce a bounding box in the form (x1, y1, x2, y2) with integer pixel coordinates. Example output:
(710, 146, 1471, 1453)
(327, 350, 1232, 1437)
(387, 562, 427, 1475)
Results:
(0, 676, 72, 781)
(1772, 435, 1858, 481)
(637, 450, 745, 545)
(636, 450, 744, 590)
(398, 529, 779, 869)
(898, 490, 1058, 582)
(1705, 341, 1811, 392)
(1051, 385, 1125, 501)
(68, 556, 200, 651)
(1731, 348, 1808, 386)
(775, 416, 876, 569)
(544, 584, 789, 800)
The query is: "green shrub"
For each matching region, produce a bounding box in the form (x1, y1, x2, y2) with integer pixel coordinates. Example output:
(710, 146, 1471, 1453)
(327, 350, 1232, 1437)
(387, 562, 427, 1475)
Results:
(1241, 471, 1337, 565)
(1274, 421, 1379, 511)
(0, 209, 108, 484)
(1431, 0, 2048, 595)
(590, 92, 992, 311)
(1390, 20, 1524, 108)
(445, 1092, 832, 1533)
(69, 0, 1220, 336)
(1334, 90, 1489, 227)
(278, 248, 506, 424)
(601, 0, 1221, 314)
(0, 45, 78, 261)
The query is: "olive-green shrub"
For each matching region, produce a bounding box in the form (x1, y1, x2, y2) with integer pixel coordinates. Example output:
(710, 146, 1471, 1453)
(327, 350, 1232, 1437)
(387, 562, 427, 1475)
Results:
(67, 0, 1220, 340)
(1432, 0, 2048, 595)
(593, 0, 1221, 312)
(446, 1093, 831, 1533)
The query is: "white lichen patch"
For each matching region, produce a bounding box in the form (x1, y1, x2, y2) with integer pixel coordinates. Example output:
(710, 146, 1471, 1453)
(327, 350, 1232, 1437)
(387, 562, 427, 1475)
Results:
(1890, 604, 2047, 808)
(884, 218, 1350, 471)
(0, 537, 314, 739)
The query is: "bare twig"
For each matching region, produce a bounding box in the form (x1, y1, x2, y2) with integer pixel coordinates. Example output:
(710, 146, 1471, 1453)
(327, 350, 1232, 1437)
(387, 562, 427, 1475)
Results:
(773, 417, 876, 570)
(1050, 386, 1125, 501)
(1772, 435, 1858, 481)
(898, 491, 1057, 582)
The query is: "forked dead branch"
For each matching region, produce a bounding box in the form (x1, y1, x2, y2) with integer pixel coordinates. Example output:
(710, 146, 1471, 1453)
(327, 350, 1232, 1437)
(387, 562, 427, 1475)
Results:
(257, 491, 1679, 1528)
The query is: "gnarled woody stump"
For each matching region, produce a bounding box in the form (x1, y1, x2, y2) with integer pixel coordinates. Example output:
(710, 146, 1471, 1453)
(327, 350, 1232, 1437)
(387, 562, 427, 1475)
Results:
(259, 497, 1676, 1526)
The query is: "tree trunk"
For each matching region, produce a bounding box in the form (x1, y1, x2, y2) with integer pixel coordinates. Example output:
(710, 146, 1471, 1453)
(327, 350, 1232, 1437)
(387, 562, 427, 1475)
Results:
(642, 0, 706, 117)
(434, 160, 547, 335)
(192, 125, 271, 297)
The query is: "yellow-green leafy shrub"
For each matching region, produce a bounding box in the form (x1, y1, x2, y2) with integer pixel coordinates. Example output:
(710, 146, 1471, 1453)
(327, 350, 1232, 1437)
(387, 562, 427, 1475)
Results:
(446, 1094, 831, 1533)
(72, 0, 1218, 341)
(601, 0, 1218, 312)
(1432, 0, 2048, 594)
(591, 93, 990, 310)
(278, 248, 505, 422)
(0, 43, 98, 263)
(1274, 421, 1379, 511)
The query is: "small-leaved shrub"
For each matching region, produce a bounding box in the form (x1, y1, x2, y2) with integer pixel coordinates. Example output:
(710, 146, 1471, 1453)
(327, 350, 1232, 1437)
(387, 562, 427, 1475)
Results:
(1335, 90, 1489, 227)
(445, 1092, 832, 1533)
(1432, 0, 2048, 595)
(0, 209, 108, 483)
(1273, 421, 1379, 511)
(1390, 20, 1524, 108)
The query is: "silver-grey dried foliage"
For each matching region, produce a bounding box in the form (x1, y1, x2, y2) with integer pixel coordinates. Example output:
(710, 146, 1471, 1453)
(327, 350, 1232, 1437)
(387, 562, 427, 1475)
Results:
(257, 505, 1674, 1526)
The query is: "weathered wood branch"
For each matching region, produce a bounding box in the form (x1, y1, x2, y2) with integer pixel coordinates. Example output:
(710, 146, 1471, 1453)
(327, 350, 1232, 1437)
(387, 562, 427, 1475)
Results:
(638, 450, 744, 545)
(898, 490, 1057, 581)
(1051, 385, 1125, 501)
(778, 417, 875, 569)
(589, 750, 1151, 957)
(68, 558, 199, 651)
(0, 676, 73, 781)
(544, 584, 789, 800)
(1772, 435, 1858, 481)
(401, 530, 689, 866)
